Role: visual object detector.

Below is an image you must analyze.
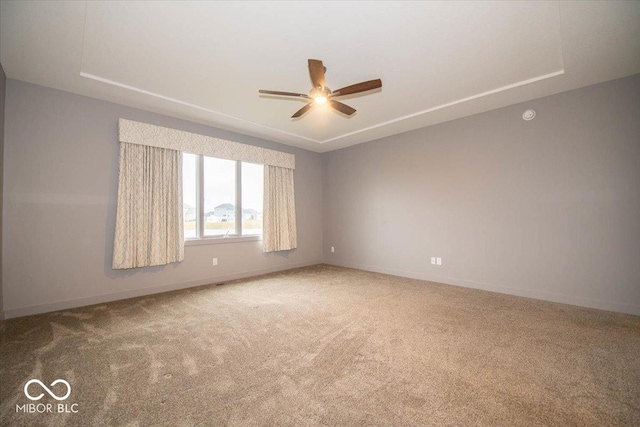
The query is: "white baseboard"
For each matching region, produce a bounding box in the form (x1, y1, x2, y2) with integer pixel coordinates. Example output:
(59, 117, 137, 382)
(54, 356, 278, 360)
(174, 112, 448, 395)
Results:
(4, 260, 323, 319)
(7, 260, 638, 319)
(323, 259, 640, 316)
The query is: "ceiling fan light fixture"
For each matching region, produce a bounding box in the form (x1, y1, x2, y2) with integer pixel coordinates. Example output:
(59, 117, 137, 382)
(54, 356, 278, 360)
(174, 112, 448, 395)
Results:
(309, 86, 330, 101)
(259, 59, 382, 119)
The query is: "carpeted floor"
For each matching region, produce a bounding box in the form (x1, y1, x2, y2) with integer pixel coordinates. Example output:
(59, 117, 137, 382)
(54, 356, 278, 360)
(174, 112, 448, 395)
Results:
(1, 264, 639, 426)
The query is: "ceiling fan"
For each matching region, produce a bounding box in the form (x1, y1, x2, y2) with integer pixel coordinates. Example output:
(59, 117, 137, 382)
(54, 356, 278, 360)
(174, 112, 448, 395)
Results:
(259, 59, 382, 118)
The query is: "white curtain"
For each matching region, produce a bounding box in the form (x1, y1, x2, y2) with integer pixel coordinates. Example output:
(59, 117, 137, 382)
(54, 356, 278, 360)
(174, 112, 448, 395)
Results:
(112, 142, 184, 269)
(263, 165, 297, 252)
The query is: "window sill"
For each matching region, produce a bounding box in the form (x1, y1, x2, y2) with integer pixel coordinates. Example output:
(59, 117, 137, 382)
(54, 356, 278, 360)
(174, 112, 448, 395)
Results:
(185, 235, 262, 246)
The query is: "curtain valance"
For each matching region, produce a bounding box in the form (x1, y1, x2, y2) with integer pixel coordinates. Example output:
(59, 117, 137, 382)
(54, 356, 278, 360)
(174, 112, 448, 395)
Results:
(118, 119, 295, 170)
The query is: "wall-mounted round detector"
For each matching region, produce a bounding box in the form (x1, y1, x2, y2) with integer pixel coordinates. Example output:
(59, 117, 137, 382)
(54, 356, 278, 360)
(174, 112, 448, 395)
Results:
(522, 109, 536, 121)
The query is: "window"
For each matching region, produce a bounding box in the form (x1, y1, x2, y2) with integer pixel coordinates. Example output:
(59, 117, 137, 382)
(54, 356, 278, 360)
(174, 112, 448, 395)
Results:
(242, 162, 264, 235)
(182, 153, 198, 239)
(204, 157, 236, 237)
(183, 153, 263, 240)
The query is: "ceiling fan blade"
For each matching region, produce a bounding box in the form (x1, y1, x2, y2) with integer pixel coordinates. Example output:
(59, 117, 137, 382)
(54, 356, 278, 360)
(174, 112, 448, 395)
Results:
(332, 79, 382, 97)
(259, 90, 310, 99)
(329, 100, 356, 116)
(291, 103, 314, 118)
(308, 59, 326, 88)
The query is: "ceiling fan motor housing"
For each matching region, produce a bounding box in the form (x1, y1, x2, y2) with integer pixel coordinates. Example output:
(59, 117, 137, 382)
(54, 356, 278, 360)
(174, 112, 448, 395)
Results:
(258, 59, 382, 118)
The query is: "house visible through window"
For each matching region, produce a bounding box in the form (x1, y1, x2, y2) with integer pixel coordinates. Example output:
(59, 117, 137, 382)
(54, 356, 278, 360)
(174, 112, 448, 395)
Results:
(182, 153, 263, 240)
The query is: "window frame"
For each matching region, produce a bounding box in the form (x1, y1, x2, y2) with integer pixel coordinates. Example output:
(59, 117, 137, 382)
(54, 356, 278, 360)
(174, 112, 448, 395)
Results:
(184, 154, 263, 245)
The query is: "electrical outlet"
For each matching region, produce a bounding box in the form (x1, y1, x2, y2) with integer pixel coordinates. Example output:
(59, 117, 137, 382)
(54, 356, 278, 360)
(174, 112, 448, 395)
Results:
(431, 257, 436, 265)
(331, 246, 335, 253)
(212, 258, 218, 266)
(436, 257, 442, 266)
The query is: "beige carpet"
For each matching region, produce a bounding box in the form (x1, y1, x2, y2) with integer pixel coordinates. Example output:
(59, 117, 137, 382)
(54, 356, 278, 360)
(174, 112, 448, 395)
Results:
(1, 264, 639, 426)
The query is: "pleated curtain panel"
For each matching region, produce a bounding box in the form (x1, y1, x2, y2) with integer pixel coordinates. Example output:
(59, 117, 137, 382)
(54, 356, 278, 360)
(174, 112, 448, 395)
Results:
(113, 119, 297, 269)
(263, 165, 298, 252)
(112, 143, 184, 269)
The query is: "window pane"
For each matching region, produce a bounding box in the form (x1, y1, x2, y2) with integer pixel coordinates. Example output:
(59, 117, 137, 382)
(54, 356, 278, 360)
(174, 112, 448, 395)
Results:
(203, 157, 236, 236)
(182, 153, 197, 239)
(242, 162, 264, 235)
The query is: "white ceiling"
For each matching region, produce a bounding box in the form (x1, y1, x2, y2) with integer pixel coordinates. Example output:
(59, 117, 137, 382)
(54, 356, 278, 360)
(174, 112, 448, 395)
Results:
(1, 1, 639, 153)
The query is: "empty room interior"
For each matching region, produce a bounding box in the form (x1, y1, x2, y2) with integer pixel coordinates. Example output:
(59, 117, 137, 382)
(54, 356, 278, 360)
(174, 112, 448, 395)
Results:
(1, 1, 639, 426)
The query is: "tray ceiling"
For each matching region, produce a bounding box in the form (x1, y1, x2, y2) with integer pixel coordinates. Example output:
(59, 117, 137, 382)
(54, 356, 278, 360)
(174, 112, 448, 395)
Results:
(1, 1, 639, 152)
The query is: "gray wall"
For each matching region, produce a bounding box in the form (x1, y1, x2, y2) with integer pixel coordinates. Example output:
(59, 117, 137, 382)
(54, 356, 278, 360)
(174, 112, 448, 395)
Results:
(0, 64, 5, 320)
(323, 74, 640, 315)
(2, 80, 323, 318)
(3, 75, 639, 318)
